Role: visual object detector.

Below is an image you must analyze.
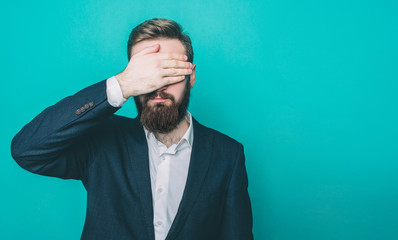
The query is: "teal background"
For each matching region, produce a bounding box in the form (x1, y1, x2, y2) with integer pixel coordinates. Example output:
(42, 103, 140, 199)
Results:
(1, 0, 397, 239)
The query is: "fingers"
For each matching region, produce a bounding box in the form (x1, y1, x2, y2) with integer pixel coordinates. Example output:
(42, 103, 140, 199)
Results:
(161, 68, 192, 77)
(163, 75, 186, 85)
(134, 44, 160, 57)
(158, 52, 188, 61)
(160, 59, 192, 69)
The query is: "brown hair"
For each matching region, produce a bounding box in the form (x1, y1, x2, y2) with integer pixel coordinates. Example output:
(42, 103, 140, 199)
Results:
(127, 18, 193, 63)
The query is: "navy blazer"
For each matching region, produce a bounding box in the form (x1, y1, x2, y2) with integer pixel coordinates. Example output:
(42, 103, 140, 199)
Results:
(11, 80, 253, 240)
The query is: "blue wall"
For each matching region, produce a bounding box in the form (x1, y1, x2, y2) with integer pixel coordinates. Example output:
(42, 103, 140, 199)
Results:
(1, 0, 397, 239)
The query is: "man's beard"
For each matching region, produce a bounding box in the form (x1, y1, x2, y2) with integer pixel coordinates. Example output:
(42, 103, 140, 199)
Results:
(134, 82, 191, 134)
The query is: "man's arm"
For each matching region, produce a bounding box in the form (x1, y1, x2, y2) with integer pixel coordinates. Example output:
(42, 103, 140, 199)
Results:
(219, 144, 254, 239)
(11, 80, 116, 180)
(11, 44, 192, 180)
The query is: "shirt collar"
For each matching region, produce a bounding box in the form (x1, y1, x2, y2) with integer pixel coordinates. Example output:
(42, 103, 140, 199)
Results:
(143, 111, 194, 148)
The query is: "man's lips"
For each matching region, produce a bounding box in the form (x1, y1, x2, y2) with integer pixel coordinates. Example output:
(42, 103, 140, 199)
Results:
(150, 97, 169, 103)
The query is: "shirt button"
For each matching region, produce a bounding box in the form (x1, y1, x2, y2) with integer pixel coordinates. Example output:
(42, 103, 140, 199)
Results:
(157, 188, 163, 194)
(155, 220, 163, 227)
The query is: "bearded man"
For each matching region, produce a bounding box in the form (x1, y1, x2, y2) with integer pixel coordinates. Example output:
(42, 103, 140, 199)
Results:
(11, 18, 253, 240)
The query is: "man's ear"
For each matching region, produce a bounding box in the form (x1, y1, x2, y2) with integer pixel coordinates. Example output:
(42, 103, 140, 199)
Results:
(189, 64, 196, 88)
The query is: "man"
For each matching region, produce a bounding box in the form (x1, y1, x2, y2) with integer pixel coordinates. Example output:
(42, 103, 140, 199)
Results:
(11, 18, 253, 240)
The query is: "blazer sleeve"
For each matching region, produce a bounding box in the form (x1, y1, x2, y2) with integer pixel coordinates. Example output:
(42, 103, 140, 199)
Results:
(219, 144, 254, 240)
(11, 80, 119, 181)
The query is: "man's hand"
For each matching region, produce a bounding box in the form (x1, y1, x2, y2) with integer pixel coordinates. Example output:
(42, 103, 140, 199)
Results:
(115, 44, 193, 98)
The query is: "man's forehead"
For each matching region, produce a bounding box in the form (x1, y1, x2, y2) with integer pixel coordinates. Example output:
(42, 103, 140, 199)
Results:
(131, 38, 186, 56)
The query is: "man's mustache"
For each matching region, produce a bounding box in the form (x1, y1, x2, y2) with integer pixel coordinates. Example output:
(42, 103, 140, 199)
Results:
(144, 90, 175, 103)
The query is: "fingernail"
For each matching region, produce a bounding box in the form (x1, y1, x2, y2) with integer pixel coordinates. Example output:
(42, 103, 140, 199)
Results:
(184, 55, 188, 60)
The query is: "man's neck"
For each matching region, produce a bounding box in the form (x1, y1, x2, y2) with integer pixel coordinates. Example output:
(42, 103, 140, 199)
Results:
(154, 119, 190, 148)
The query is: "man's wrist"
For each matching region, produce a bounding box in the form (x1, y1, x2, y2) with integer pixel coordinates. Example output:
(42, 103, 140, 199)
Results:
(115, 73, 131, 99)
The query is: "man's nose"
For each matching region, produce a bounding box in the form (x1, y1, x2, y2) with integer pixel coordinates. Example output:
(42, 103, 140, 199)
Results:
(156, 86, 168, 93)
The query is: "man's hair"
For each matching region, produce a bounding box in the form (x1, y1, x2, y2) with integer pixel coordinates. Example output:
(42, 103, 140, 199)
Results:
(127, 18, 193, 63)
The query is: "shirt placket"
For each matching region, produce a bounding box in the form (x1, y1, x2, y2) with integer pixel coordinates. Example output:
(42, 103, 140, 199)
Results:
(153, 146, 171, 240)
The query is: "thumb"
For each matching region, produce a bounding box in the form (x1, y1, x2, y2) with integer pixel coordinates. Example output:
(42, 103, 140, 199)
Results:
(134, 44, 160, 57)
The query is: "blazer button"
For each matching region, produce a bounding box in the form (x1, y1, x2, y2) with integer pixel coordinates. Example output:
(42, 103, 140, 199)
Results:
(76, 109, 81, 115)
(84, 104, 90, 109)
(89, 101, 94, 107)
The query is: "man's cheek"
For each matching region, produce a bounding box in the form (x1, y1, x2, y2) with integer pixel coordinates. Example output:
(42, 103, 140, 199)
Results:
(140, 96, 148, 105)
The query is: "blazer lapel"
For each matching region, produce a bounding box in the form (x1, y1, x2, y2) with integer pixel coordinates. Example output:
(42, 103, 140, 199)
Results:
(166, 118, 214, 240)
(128, 118, 155, 240)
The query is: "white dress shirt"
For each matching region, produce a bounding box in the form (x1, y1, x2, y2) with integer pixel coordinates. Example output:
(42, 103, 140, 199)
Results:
(106, 76, 193, 240)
